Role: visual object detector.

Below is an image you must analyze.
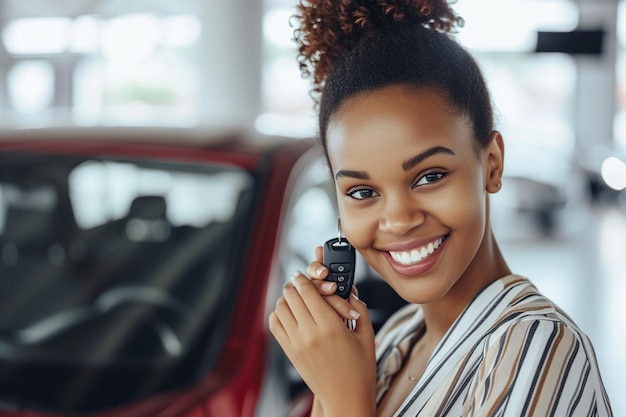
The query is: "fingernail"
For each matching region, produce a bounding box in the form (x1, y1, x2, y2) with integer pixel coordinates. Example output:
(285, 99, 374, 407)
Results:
(316, 266, 326, 276)
(349, 309, 361, 320)
(322, 282, 335, 291)
(291, 270, 302, 280)
(351, 292, 359, 300)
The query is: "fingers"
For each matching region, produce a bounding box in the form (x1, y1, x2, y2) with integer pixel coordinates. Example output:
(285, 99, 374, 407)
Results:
(305, 260, 335, 296)
(322, 288, 362, 321)
(309, 277, 336, 295)
(348, 292, 374, 339)
(269, 273, 319, 347)
(269, 291, 297, 341)
(284, 271, 321, 324)
(288, 271, 341, 325)
(296, 269, 363, 321)
(314, 245, 323, 264)
(268, 310, 287, 343)
(305, 247, 334, 297)
(270, 266, 324, 340)
(306, 259, 329, 281)
(272, 271, 332, 332)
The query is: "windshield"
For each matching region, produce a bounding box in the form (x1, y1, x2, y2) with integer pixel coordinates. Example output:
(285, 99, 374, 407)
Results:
(0, 151, 255, 412)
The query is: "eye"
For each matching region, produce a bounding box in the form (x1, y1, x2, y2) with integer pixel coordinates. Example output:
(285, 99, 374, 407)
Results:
(347, 187, 379, 200)
(414, 171, 446, 187)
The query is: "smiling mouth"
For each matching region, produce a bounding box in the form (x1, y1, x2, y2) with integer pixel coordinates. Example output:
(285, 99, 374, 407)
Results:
(387, 236, 447, 266)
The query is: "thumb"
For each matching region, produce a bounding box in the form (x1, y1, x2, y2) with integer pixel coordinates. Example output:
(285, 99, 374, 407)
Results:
(314, 245, 323, 264)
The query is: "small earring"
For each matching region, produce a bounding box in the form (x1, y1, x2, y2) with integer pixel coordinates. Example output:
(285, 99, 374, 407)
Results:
(497, 182, 502, 189)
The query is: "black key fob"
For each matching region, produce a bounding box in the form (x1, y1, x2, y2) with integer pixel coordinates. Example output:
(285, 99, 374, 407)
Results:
(323, 237, 356, 299)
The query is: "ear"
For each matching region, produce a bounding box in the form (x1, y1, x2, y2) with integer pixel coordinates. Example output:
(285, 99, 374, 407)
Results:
(484, 131, 504, 193)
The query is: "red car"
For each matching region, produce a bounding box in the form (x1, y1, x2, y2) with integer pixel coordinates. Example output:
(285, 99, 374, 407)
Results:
(0, 127, 405, 417)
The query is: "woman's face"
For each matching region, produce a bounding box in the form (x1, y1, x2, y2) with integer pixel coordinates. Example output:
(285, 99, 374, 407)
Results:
(326, 85, 502, 305)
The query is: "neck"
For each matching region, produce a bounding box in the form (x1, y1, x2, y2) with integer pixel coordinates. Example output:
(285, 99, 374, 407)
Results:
(420, 229, 511, 345)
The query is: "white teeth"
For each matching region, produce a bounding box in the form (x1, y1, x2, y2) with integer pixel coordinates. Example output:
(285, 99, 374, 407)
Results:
(401, 252, 411, 264)
(389, 237, 444, 266)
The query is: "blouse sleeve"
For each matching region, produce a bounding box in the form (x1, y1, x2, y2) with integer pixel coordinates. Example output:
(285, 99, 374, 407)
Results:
(464, 318, 613, 417)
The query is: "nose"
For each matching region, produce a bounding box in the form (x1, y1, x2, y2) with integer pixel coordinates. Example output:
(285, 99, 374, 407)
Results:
(378, 196, 425, 236)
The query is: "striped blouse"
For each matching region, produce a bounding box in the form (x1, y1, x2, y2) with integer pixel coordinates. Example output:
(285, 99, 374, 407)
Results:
(374, 274, 613, 416)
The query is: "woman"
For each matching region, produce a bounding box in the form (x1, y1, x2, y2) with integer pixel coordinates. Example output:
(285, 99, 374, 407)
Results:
(268, 1, 613, 416)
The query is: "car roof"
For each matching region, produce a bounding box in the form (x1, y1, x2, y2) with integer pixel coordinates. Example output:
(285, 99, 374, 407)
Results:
(0, 126, 312, 170)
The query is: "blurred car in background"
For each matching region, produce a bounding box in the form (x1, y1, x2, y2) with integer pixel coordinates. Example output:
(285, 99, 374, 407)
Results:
(0, 127, 408, 417)
(488, 122, 593, 240)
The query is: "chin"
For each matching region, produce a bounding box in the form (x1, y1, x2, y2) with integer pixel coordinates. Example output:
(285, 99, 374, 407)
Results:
(386, 277, 448, 306)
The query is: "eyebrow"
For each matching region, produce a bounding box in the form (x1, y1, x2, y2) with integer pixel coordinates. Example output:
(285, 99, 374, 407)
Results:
(334, 146, 456, 180)
(335, 169, 370, 180)
(402, 146, 456, 171)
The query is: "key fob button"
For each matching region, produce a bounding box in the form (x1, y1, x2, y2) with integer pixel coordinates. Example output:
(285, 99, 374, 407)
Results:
(330, 263, 351, 273)
(323, 238, 356, 300)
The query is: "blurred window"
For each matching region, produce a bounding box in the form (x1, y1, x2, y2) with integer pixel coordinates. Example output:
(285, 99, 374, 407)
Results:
(259, 1, 317, 137)
(0, 184, 56, 235)
(453, 0, 578, 52)
(1, 13, 201, 128)
(470, 54, 577, 184)
(616, 0, 626, 154)
(6, 60, 55, 115)
(68, 160, 249, 229)
(3, 17, 72, 54)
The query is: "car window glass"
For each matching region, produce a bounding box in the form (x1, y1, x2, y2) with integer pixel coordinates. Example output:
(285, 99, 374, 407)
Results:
(68, 160, 247, 229)
(0, 151, 256, 412)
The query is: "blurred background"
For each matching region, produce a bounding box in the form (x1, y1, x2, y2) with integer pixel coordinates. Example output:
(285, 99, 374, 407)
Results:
(0, 0, 624, 414)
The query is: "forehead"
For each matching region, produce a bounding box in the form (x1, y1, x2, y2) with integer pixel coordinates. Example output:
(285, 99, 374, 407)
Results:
(326, 86, 474, 167)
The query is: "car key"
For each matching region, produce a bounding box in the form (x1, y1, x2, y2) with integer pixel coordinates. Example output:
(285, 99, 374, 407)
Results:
(323, 236, 357, 331)
(323, 237, 356, 299)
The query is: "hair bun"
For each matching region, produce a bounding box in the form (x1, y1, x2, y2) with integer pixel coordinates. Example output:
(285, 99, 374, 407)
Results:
(293, 0, 463, 97)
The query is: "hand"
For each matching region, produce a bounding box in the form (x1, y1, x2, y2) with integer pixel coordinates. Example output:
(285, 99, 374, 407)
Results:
(269, 271, 377, 417)
(306, 246, 361, 321)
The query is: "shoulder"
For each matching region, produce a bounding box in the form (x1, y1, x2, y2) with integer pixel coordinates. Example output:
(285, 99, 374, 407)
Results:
(478, 286, 612, 401)
(486, 316, 590, 364)
(479, 276, 609, 392)
(485, 277, 596, 368)
(473, 317, 612, 416)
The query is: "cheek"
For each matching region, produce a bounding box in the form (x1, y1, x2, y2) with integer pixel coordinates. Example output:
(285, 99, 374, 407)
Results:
(419, 173, 488, 243)
(439, 187, 483, 222)
(437, 176, 488, 241)
(337, 200, 375, 250)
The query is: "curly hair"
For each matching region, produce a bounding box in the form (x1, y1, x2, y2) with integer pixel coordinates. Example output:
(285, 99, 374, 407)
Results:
(293, 0, 462, 97)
